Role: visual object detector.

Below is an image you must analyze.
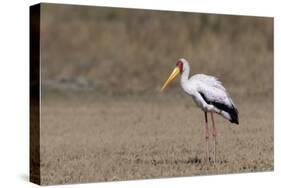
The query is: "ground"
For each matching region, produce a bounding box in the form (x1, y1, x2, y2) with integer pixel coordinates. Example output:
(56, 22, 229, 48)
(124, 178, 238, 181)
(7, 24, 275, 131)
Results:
(40, 93, 273, 185)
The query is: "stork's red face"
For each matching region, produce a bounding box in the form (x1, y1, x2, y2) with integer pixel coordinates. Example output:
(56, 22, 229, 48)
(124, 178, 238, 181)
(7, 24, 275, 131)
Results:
(160, 60, 183, 91)
(176, 60, 183, 74)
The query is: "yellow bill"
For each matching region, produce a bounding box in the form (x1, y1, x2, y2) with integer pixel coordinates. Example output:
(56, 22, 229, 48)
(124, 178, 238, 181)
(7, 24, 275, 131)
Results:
(161, 66, 180, 91)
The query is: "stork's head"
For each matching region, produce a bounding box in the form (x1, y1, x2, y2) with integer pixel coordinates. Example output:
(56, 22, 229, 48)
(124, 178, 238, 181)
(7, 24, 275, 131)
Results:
(161, 58, 189, 91)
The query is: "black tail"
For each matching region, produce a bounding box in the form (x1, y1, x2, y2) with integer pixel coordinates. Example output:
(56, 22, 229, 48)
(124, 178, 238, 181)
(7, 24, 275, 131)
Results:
(229, 105, 239, 124)
(211, 102, 239, 125)
(199, 92, 239, 125)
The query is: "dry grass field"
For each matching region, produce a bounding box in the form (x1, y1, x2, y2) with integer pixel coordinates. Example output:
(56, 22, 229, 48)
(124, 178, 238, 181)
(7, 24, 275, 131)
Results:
(37, 3, 273, 185)
(40, 93, 273, 185)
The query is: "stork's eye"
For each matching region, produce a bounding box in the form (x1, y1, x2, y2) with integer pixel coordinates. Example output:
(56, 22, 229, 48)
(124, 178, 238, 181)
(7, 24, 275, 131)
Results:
(176, 61, 183, 73)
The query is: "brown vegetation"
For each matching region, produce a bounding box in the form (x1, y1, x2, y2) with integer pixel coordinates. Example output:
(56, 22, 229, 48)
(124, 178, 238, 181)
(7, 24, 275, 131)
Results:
(40, 95, 273, 185)
(41, 3, 273, 97)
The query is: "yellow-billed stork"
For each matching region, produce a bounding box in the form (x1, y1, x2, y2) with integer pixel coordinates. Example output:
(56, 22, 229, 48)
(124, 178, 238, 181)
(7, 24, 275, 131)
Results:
(161, 58, 239, 162)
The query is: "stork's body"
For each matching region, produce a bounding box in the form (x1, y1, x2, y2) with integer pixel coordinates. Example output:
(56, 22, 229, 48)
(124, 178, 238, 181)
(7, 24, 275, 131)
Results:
(161, 58, 239, 162)
(181, 73, 239, 124)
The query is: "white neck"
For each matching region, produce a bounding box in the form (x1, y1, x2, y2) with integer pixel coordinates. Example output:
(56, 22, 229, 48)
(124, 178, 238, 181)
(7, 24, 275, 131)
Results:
(178, 58, 191, 94)
(179, 58, 190, 80)
(181, 68, 190, 80)
(180, 66, 192, 95)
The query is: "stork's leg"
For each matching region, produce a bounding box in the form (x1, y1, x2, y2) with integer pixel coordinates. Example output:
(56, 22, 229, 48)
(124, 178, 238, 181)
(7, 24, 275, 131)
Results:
(204, 112, 210, 162)
(211, 112, 217, 163)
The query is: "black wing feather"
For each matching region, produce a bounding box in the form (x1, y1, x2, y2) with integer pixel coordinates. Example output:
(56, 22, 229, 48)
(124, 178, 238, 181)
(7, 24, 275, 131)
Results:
(199, 92, 239, 124)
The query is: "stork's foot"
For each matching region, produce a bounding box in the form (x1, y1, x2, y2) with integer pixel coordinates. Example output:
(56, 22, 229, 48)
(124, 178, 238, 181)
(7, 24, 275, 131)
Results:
(203, 158, 211, 167)
(205, 144, 210, 163)
(212, 142, 216, 165)
(204, 154, 211, 164)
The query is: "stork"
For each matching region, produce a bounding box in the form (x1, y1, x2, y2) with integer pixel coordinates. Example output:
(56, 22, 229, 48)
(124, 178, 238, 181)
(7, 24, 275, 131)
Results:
(161, 58, 239, 162)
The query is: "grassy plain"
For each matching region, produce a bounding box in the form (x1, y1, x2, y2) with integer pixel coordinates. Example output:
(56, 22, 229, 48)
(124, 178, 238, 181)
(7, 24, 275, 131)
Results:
(40, 93, 273, 185)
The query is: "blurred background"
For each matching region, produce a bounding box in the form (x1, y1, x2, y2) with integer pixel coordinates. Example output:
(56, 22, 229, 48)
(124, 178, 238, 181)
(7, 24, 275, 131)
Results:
(41, 3, 273, 100)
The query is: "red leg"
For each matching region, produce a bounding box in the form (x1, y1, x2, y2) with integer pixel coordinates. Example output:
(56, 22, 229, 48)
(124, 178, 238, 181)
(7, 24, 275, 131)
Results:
(211, 112, 217, 163)
(204, 112, 210, 162)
